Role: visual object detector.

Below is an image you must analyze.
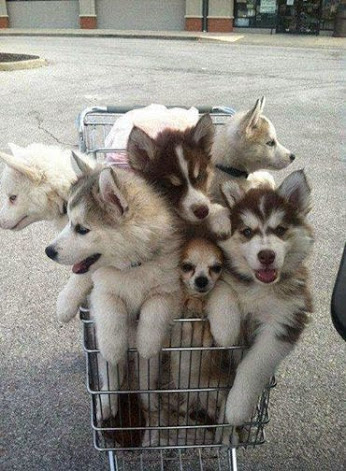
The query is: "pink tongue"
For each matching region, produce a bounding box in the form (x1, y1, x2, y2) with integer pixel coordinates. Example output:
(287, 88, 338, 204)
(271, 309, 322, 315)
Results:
(256, 269, 277, 283)
(72, 260, 89, 274)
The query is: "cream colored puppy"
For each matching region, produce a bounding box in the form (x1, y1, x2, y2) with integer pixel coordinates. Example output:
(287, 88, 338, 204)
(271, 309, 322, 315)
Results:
(171, 238, 234, 443)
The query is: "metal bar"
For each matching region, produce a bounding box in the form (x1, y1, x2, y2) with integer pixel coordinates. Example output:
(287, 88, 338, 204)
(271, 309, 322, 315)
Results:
(108, 451, 116, 471)
(84, 344, 246, 354)
(231, 448, 238, 471)
(202, 0, 209, 32)
(88, 385, 238, 395)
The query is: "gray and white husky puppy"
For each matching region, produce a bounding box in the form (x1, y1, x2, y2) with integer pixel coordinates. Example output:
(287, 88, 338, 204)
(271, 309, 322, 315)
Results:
(211, 97, 296, 202)
(210, 170, 314, 426)
(45, 155, 182, 423)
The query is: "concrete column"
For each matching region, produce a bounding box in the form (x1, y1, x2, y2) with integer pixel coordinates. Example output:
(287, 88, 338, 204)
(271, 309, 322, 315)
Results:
(79, 0, 97, 29)
(185, 0, 203, 31)
(0, 0, 9, 28)
(208, 0, 234, 32)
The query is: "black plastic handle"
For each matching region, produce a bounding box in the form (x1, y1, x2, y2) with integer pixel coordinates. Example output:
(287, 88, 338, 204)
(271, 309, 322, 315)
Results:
(331, 243, 346, 341)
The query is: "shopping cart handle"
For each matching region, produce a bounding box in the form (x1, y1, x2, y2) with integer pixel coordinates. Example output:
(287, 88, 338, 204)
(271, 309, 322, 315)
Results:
(105, 105, 221, 114)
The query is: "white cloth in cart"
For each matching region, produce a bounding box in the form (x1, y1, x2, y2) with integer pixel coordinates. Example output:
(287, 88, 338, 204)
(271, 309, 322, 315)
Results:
(104, 104, 200, 168)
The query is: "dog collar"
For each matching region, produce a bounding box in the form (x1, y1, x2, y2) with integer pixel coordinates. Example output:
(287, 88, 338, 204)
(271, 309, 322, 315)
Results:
(215, 164, 248, 179)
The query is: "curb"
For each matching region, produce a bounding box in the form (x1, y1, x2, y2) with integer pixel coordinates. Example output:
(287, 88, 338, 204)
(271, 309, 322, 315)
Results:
(0, 29, 244, 43)
(0, 57, 47, 71)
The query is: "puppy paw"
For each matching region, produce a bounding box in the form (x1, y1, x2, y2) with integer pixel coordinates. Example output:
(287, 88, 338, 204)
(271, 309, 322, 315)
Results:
(226, 388, 255, 426)
(209, 322, 234, 348)
(97, 395, 118, 422)
(247, 171, 276, 190)
(208, 206, 231, 239)
(99, 336, 128, 365)
(136, 334, 161, 359)
(56, 289, 79, 323)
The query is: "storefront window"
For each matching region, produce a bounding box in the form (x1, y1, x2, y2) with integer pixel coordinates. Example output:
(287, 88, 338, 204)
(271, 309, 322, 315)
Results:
(234, 0, 341, 30)
(321, 0, 340, 30)
(234, 0, 277, 28)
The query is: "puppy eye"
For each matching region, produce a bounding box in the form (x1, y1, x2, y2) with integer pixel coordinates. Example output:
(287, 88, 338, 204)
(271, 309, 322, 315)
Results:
(266, 140, 276, 147)
(274, 225, 287, 237)
(241, 227, 253, 239)
(9, 195, 17, 203)
(75, 224, 90, 235)
(181, 263, 194, 273)
(210, 264, 222, 274)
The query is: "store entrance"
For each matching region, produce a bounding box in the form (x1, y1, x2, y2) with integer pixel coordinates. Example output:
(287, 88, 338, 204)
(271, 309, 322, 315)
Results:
(276, 0, 322, 34)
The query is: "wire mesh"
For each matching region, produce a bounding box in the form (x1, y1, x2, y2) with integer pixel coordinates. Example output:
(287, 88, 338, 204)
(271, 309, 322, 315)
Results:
(81, 308, 274, 467)
(78, 106, 275, 470)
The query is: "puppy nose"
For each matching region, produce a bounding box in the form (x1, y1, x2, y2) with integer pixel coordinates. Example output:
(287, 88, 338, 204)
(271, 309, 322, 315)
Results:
(45, 245, 58, 260)
(192, 205, 209, 220)
(289, 153, 296, 162)
(258, 250, 275, 266)
(195, 276, 209, 289)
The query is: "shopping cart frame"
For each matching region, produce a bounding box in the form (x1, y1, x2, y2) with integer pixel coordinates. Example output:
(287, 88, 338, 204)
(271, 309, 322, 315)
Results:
(77, 105, 276, 471)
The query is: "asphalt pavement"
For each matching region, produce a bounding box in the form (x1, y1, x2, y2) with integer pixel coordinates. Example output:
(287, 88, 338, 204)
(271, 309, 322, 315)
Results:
(0, 35, 345, 471)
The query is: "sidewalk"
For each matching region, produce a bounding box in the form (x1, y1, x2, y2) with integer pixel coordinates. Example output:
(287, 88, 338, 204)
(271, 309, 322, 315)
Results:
(0, 28, 345, 49)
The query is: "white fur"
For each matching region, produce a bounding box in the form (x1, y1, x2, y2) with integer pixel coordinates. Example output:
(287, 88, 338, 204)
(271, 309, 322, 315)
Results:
(0, 143, 94, 323)
(211, 98, 294, 202)
(212, 172, 313, 425)
(175, 145, 212, 223)
(47, 167, 182, 430)
(0, 143, 76, 230)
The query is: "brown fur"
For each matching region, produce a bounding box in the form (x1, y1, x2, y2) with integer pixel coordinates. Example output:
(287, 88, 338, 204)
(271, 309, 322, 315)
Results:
(128, 126, 213, 203)
(101, 393, 146, 447)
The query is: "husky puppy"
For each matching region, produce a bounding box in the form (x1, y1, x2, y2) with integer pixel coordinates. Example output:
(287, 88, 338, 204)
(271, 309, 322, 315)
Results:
(214, 170, 313, 426)
(211, 97, 296, 202)
(0, 143, 76, 230)
(127, 114, 231, 239)
(45, 156, 182, 420)
(0, 143, 95, 323)
(170, 238, 233, 441)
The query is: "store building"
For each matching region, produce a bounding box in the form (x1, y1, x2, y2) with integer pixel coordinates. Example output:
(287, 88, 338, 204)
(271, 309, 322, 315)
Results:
(0, 0, 341, 33)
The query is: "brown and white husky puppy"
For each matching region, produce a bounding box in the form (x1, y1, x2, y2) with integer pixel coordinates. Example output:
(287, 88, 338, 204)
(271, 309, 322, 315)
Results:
(45, 155, 182, 425)
(170, 238, 234, 442)
(127, 114, 231, 239)
(213, 170, 314, 426)
(211, 97, 296, 203)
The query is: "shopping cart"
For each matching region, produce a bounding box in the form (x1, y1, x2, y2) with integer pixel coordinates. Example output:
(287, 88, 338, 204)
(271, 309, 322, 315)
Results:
(77, 106, 276, 471)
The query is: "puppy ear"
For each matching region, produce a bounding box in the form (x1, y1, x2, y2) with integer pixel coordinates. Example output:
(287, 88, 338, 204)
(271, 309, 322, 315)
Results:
(71, 151, 93, 177)
(259, 96, 266, 113)
(99, 167, 128, 217)
(220, 180, 245, 208)
(127, 126, 157, 172)
(0, 146, 42, 183)
(278, 170, 311, 214)
(242, 98, 263, 132)
(190, 114, 214, 154)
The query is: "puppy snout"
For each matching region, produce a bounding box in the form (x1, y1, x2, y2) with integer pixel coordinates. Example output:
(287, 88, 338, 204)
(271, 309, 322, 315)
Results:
(45, 245, 58, 260)
(192, 204, 209, 220)
(195, 276, 209, 290)
(289, 153, 296, 162)
(258, 250, 275, 266)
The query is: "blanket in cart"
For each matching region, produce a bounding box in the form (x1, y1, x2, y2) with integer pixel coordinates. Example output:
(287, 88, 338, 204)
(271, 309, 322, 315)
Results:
(104, 104, 200, 168)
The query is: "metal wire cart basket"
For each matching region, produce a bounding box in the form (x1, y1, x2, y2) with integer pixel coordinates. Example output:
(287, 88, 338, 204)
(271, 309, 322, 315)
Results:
(77, 106, 276, 471)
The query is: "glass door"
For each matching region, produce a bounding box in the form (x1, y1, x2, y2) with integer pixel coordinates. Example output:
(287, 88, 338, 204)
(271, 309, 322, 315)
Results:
(277, 0, 322, 34)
